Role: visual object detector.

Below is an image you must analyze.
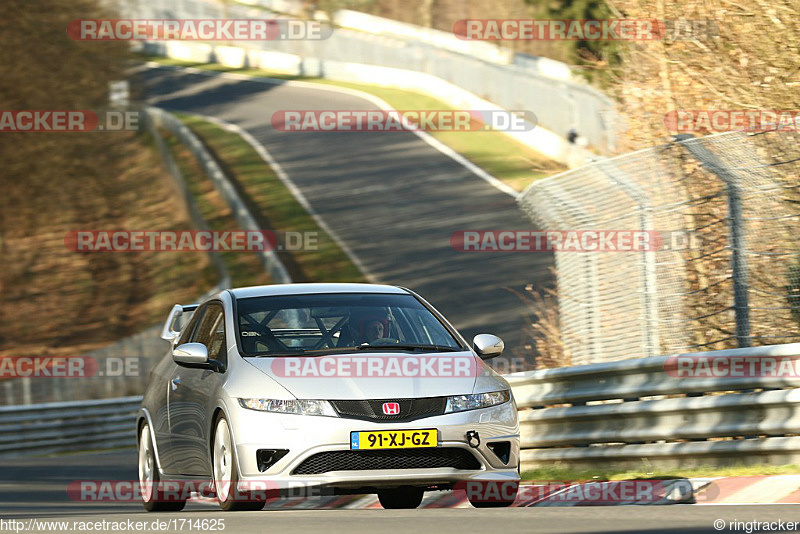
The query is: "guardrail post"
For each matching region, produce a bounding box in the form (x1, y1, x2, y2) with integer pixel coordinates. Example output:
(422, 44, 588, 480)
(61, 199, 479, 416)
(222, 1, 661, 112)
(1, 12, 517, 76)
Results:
(22, 377, 31, 406)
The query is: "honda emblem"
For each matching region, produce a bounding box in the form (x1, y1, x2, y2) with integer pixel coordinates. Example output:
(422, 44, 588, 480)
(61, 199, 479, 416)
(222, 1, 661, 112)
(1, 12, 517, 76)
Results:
(382, 402, 400, 415)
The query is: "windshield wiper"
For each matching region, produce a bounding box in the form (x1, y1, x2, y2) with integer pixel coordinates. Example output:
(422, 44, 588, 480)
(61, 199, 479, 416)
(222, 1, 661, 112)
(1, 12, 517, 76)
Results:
(250, 347, 359, 357)
(248, 345, 462, 357)
(248, 351, 303, 357)
(355, 343, 461, 352)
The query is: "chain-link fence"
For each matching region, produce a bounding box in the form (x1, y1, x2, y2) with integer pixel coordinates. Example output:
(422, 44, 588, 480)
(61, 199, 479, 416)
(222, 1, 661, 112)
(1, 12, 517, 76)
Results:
(116, 0, 616, 152)
(518, 129, 800, 365)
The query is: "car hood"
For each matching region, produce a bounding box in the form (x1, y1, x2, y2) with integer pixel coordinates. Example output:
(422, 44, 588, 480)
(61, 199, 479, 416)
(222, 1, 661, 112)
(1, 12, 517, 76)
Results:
(243, 351, 482, 400)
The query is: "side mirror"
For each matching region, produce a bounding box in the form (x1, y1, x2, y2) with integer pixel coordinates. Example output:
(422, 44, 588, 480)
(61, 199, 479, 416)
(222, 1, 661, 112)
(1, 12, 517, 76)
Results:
(172, 343, 222, 371)
(473, 334, 504, 360)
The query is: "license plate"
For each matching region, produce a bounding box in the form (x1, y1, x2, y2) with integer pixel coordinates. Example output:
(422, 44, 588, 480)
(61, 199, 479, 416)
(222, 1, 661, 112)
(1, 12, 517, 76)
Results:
(350, 429, 438, 450)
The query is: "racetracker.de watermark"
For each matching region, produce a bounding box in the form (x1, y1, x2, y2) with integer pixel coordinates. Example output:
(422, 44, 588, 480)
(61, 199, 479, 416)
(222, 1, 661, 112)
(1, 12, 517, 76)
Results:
(0, 110, 140, 132)
(67, 19, 332, 41)
(67, 480, 328, 502)
(271, 110, 536, 132)
(0, 518, 226, 533)
(454, 479, 692, 504)
(452, 19, 718, 41)
(664, 354, 800, 378)
(64, 231, 318, 252)
(664, 110, 800, 132)
(450, 230, 701, 252)
(0, 357, 140, 378)
(270, 354, 481, 378)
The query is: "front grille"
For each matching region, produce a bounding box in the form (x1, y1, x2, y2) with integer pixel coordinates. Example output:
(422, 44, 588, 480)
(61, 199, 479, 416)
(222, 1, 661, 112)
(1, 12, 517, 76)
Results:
(330, 397, 447, 422)
(292, 448, 481, 475)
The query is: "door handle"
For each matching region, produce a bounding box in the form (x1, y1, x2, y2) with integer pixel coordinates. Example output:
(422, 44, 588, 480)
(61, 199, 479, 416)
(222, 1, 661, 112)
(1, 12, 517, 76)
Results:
(171, 377, 181, 390)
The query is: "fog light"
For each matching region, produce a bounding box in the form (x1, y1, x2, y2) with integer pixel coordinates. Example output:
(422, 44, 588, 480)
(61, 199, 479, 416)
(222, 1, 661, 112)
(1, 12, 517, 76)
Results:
(487, 441, 511, 464)
(256, 449, 289, 472)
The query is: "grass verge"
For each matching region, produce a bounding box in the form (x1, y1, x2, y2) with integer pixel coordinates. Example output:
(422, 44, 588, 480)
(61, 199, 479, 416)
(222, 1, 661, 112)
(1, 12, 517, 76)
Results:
(161, 128, 271, 287)
(166, 114, 365, 283)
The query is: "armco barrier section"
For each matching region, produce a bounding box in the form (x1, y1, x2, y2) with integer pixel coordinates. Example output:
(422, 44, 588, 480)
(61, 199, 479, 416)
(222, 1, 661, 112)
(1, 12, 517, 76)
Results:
(0, 396, 142, 456)
(145, 107, 292, 284)
(507, 343, 800, 469)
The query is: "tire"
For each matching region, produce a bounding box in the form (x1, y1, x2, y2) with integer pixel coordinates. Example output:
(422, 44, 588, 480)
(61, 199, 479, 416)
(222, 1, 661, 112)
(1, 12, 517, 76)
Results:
(377, 488, 425, 509)
(469, 499, 515, 508)
(138, 423, 186, 512)
(212, 415, 264, 511)
(467, 477, 518, 508)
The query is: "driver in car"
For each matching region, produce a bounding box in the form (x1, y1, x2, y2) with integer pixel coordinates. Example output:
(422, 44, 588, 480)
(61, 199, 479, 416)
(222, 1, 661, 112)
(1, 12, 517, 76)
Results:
(362, 319, 385, 343)
(338, 310, 390, 346)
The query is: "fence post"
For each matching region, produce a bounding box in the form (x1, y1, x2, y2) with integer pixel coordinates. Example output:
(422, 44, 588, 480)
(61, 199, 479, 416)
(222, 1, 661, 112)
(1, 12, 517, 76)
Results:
(726, 179, 751, 346)
(679, 138, 751, 347)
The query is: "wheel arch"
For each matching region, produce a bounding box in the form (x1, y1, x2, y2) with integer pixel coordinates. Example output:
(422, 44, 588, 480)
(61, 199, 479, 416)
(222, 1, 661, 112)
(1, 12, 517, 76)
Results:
(208, 401, 248, 479)
(137, 408, 165, 473)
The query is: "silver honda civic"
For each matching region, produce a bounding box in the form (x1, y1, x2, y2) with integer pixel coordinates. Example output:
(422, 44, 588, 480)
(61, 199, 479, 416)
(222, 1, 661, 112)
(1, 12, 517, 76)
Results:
(137, 283, 520, 511)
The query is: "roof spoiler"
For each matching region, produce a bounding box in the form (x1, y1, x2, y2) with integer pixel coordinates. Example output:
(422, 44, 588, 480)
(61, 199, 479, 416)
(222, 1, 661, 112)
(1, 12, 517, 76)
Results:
(160, 304, 199, 343)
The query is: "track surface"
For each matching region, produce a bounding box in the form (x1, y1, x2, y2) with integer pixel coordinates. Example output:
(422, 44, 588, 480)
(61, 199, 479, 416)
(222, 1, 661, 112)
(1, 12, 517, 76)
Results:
(137, 66, 553, 363)
(2, 452, 796, 533)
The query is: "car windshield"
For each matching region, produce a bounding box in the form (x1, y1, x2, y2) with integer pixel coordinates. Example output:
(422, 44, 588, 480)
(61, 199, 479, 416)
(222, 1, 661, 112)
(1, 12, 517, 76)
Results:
(236, 293, 463, 356)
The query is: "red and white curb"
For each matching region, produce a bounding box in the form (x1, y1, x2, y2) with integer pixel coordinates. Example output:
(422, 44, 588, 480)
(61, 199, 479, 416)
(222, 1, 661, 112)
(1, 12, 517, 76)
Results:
(693, 475, 800, 505)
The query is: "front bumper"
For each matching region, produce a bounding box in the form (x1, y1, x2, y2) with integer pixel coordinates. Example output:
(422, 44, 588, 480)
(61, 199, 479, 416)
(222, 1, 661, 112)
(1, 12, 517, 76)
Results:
(226, 400, 520, 491)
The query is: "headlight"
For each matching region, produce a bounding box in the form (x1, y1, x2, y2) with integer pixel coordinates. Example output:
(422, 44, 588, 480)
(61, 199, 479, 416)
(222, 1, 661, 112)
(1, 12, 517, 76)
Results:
(238, 398, 338, 417)
(444, 390, 510, 413)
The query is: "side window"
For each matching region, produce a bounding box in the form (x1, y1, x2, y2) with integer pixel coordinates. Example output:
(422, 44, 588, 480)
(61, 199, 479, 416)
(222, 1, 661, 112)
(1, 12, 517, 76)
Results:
(178, 305, 207, 346)
(193, 303, 227, 365)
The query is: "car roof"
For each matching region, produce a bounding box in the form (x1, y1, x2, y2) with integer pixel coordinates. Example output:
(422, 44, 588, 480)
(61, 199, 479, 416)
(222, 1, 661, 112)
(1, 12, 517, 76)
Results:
(228, 283, 409, 300)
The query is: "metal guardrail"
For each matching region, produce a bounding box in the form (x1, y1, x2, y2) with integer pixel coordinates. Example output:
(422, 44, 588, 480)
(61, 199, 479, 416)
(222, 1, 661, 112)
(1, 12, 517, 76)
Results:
(507, 343, 800, 469)
(145, 106, 292, 284)
(4, 345, 799, 465)
(145, 107, 232, 293)
(0, 396, 142, 456)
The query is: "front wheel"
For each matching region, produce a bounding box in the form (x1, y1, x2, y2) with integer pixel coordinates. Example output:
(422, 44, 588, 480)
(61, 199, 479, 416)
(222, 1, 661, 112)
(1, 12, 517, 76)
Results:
(212, 415, 264, 511)
(467, 478, 518, 508)
(138, 423, 186, 512)
(469, 499, 516, 508)
(468, 486, 518, 508)
(377, 488, 425, 509)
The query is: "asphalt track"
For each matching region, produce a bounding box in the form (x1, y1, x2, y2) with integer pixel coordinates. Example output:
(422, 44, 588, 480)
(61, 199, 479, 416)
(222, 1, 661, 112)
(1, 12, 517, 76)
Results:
(136, 65, 554, 365)
(2, 452, 797, 534)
